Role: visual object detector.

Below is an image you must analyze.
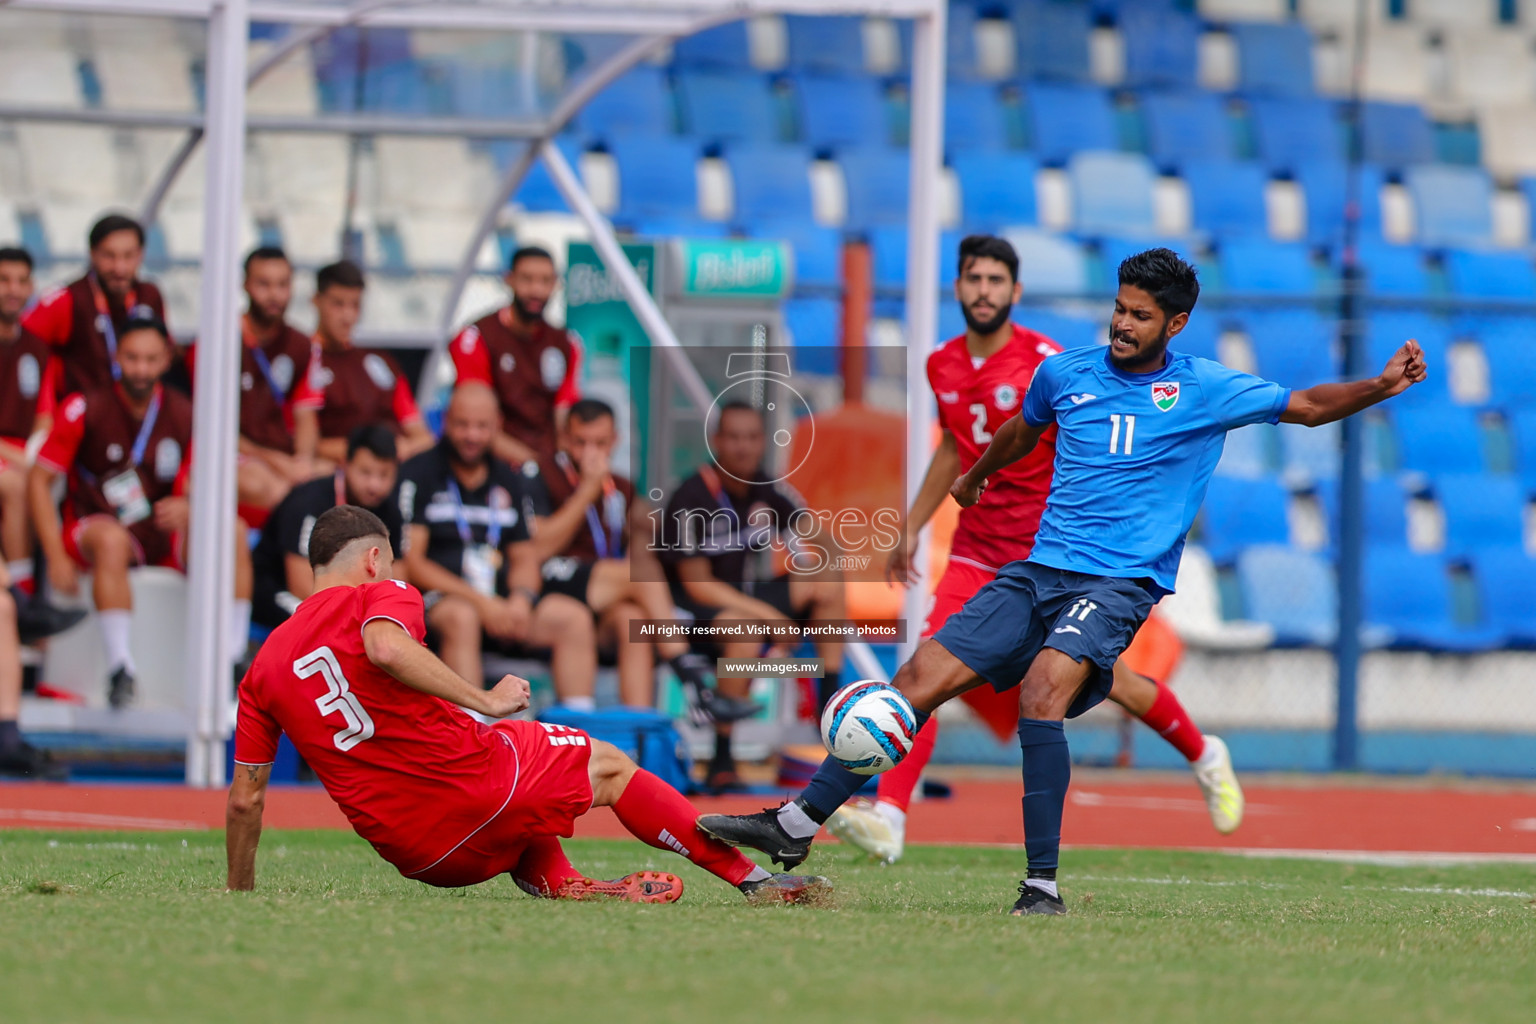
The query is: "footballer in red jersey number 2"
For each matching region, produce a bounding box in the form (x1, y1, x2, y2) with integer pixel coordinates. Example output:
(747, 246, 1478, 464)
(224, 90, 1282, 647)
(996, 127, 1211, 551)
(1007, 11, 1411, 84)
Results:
(227, 505, 828, 905)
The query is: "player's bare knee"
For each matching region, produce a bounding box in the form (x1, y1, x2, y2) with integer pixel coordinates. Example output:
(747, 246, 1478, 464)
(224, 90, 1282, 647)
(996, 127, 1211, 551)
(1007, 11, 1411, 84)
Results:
(433, 596, 479, 638)
(586, 739, 638, 805)
(539, 595, 594, 644)
(896, 639, 972, 713)
(89, 525, 134, 567)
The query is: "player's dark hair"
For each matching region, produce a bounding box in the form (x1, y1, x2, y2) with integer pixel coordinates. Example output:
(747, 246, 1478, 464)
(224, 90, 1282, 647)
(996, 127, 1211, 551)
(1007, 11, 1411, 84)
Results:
(120, 310, 170, 342)
(1118, 248, 1200, 318)
(308, 505, 391, 570)
(316, 259, 366, 294)
(509, 246, 554, 272)
(89, 213, 145, 251)
(715, 399, 763, 432)
(567, 397, 613, 425)
(347, 423, 398, 463)
(957, 234, 1019, 283)
(244, 246, 289, 274)
(0, 246, 34, 270)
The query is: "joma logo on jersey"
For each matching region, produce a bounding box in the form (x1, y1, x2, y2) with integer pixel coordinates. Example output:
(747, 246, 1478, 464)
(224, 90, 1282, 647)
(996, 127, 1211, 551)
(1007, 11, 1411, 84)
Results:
(1151, 382, 1180, 412)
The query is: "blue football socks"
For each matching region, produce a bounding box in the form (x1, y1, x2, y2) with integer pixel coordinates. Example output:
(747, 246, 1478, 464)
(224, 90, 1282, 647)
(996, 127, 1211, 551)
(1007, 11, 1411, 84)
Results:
(1018, 718, 1070, 881)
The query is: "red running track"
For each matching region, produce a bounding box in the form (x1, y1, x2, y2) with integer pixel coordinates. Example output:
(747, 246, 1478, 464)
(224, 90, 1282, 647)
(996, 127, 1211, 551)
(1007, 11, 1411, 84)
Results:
(4, 772, 1536, 858)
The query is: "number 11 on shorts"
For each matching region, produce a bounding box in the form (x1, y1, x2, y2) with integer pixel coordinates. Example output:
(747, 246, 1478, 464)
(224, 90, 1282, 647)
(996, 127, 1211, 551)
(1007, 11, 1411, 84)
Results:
(1066, 599, 1097, 622)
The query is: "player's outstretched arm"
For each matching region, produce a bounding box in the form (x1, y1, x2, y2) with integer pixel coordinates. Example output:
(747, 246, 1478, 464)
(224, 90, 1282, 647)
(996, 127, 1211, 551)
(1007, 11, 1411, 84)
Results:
(361, 618, 531, 717)
(888, 431, 961, 584)
(1281, 340, 1426, 427)
(226, 762, 271, 891)
(951, 414, 1044, 508)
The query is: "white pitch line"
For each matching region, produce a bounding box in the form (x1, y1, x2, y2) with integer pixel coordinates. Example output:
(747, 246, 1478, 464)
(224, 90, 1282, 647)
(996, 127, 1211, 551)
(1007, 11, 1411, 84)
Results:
(0, 808, 208, 831)
(1069, 790, 1289, 816)
(1073, 872, 1535, 901)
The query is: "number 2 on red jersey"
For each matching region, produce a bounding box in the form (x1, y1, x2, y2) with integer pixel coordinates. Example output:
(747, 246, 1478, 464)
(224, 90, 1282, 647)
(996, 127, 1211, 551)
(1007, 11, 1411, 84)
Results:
(294, 646, 375, 752)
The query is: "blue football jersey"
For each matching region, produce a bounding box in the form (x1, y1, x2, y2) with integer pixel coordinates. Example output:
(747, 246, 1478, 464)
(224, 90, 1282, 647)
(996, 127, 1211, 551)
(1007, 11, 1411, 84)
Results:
(1021, 346, 1292, 594)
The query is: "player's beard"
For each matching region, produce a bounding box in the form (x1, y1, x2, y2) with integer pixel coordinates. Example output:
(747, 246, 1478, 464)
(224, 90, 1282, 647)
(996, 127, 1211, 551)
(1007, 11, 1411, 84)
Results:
(121, 376, 157, 402)
(1107, 322, 1172, 371)
(960, 300, 1010, 336)
(511, 296, 546, 323)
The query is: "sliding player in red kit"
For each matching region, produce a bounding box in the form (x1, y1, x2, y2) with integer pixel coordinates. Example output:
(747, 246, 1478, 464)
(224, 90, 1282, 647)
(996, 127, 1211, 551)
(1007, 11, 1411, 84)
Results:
(824, 236, 1244, 863)
(226, 505, 825, 904)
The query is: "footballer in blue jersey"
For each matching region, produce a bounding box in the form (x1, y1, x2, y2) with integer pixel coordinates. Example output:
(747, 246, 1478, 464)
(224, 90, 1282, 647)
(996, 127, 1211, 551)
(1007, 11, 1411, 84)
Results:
(698, 248, 1425, 916)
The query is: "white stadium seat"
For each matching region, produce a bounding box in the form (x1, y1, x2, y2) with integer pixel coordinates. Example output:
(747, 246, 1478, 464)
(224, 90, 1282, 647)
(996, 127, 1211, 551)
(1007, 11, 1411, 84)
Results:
(1406, 0, 1497, 30)
(44, 568, 190, 711)
(1443, 30, 1536, 110)
(1477, 105, 1536, 180)
(395, 210, 480, 269)
(1361, 23, 1432, 103)
(373, 136, 484, 215)
(1157, 544, 1276, 651)
(96, 50, 196, 111)
(1197, 0, 1290, 22)
(255, 133, 350, 209)
(0, 48, 83, 106)
(18, 125, 120, 204)
(247, 42, 320, 117)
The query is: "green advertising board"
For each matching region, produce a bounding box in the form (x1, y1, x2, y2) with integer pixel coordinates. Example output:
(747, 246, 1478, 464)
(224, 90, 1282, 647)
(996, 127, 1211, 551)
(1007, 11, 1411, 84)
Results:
(564, 241, 657, 362)
(671, 239, 793, 299)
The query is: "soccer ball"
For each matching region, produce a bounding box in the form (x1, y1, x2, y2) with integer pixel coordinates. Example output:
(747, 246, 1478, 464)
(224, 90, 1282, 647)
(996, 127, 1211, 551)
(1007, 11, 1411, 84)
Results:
(820, 681, 918, 775)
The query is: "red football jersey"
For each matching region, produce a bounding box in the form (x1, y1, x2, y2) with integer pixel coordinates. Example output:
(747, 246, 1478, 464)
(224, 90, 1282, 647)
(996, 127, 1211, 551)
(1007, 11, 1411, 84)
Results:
(234, 580, 519, 873)
(927, 323, 1060, 570)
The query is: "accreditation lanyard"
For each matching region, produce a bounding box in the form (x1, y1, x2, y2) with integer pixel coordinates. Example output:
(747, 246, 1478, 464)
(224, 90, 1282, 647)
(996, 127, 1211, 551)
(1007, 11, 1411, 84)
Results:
(126, 386, 163, 469)
(89, 273, 137, 382)
(448, 477, 502, 550)
(244, 322, 288, 403)
(557, 452, 623, 559)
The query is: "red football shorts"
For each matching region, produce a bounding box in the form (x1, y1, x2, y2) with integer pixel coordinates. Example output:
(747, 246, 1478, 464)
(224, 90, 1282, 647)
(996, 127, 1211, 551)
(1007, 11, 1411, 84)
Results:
(406, 719, 596, 888)
(62, 513, 184, 572)
(925, 558, 1025, 742)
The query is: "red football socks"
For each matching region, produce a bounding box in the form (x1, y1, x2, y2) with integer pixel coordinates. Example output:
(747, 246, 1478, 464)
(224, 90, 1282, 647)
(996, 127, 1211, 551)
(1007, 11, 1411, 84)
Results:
(612, 769, 757, 886)
(510, 836, 583, 895)
(875, 714, 940, 812)
(1139, 682, 1206, 762)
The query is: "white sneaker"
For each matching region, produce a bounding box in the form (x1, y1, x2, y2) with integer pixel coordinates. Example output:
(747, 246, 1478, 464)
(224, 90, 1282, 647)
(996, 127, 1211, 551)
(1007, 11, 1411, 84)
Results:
(825, 798, 905, 864)
(1192, 735, 1244, 835)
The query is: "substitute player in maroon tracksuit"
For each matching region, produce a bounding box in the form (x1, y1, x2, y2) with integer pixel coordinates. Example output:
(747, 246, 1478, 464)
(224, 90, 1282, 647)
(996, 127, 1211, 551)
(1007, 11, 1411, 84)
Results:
(226, 504, 826, 903)
(824, 236, 1244, 863)
(0, 246, 56, 587)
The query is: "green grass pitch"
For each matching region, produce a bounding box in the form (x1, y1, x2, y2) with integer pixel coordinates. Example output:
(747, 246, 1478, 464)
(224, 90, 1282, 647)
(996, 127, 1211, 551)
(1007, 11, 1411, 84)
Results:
(4, 830, 1534, 1024)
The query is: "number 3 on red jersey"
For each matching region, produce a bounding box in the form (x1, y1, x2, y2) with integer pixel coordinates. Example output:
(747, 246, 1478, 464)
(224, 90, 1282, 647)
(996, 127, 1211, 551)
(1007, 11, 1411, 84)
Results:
(295, 646, 376, 752)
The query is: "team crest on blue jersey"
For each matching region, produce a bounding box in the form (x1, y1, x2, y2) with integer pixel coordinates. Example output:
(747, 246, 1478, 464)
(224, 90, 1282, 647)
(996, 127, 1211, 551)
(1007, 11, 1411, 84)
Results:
(1151, 382, 1180, 412)
(994, 384, 1018, 409)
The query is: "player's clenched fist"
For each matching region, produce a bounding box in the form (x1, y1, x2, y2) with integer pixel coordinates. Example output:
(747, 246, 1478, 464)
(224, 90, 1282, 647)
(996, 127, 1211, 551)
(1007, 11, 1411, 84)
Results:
(950, 474, 986, 509)
(483, 674, 532, 718)
(1380, 339, 1427, 396)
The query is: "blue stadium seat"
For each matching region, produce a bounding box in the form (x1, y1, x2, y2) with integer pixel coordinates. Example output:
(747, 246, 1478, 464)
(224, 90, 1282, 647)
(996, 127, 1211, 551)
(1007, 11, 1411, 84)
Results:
(869, 226, 961, 292)
(1392, 405, 1486, 475)
(952, 152, 1039, 229)
(785, 15, 866, 74)
(1444, 248, 1536, 298)
(1315, 476, 1410, 549)
(1237, 544, 1337, 646)
(781, 297, 842, 375)
(746, 220, 841, 291)
(608, 137, 700, 222)
(1510, 409, 1536, 493)
(494, 138, 581, 212)
(1011, 0, 1093, 82)
(1231, 22, 1315, 97)
(1200, 476, 1291, 563)
(1471, 547, 1536, 646)
(1351, 241, 1429, 297)
(1244, 310, 1335, 387)
(1020, 310, 1101, 350)
(1215, 424, 1277, 479)
(1001, 228, 1092, 294)
(1437, 473, 1526, 557)
(626, 217, 729, 239)
(675, 70, 779, 143)
(839, 148, 910, 230)
(1279, 421, 1340, 482)
(1183, 160, 1270, 237)
(1119, 6, 1200, 90)
(1172, 313, 1220, 362)
(1404, 165, 1493, 249)
(1295, 161, 1384, 246)
(1220, 240, 1317, 295)
(794, 73, 890, 149)
(1068, 151, 1157, 236)
(1140, 91, 1234, 171)
(671, 21, 752, 68)
(1098, 236, 1204, 287)
(1248, 97, 1343, 173)
(946, 2, 981, 78)
(1022, 82, 1118, 165)
(939, 300, 966, 342)
(1474, 317, 1536, 409)
(945, 82, 1009, 152)
(1365, 547, 1503, 651)
(725, 144, 814, 225)
(1359, 102, 1436, 172)
(575, 66, 674, 140)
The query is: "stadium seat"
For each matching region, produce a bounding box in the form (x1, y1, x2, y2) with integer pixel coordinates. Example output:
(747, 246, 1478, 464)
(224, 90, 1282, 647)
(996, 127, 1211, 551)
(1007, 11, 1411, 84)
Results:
(1247, 97, 1343, 174)
(1360, 23, 1432, 104)
(607, 137, 701, 222)
(782, 296, 841, 348)
(1364, 547, 1503, 651)
(1443, 248, 1536, 299)
(1403, 165, 1493, 249)
(1295, 161, 1385, 246)
(1139, 91, 1235, 171)
(1436, 473, 1526, 557)
(671, 21, 753, 68)
(1068, 151, 1158, 237)
(1098, 236, 1205, 287)
(1000, 228, 1092, 294)
(952, 152, 1039, 229)
(1392, 405, 1486, 475)
(1279, 420, 1341, 482)
(1231, 22, 1316, 98)
(1199, 476, 1292, 563)
(1359, 101, 1436, 172)
(1119, 6, 1201, 90)
(1474, 318, 1536, 409)
(1158, 542, 1276, 649)
(725, 144, 815, 225)
(1182, 160, 1270, 238)
(784, 15, 867, 74)
(869, 226, 961, 292)
(1022, 82, 1118, 166)
(1350, 241, 1430, 298)
(1244, 309, 1335, 387)
(839, 148, 910, 230)
(1019, 310, 1102, 350)
(1220, 240, 1317, 295)
(1444, 30, 1536, 109)
(944, 81, 1010, 152)
(675, 70, 780, 144)
(793, 73, 891, 149)
(747, 220, 841, 291)
(574, 66, 674, 140)
(1315, 476, 1411, 550)
(1236, 544, 1337, 646)
(1470, 547, 1536, 646)
(945, 2, 984, 79)
(1476, 105, 1536, 181)
(1011, 0, 1093, 82)
(1216, 424, 1277, 479)
(1510, 408, 1536, 493)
